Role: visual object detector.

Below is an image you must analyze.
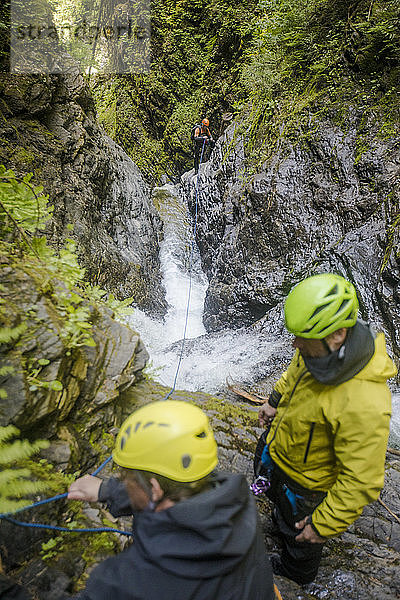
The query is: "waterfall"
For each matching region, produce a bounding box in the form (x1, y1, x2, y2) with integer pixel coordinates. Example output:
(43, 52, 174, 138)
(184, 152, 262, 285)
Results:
(127, 183, 281, 394)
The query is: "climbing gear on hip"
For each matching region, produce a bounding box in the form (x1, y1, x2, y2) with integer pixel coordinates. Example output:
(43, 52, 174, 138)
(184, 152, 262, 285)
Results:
(250, 476, 271, 496)
(251, 431, 274, 497)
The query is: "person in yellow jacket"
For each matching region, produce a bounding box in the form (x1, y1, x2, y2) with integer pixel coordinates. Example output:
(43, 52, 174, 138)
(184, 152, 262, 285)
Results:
(255, 273, 397, 585)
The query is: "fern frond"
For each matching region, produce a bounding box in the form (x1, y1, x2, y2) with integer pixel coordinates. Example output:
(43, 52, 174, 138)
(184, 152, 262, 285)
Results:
(0, 475, 49, 497)
(0, 425, 19, 444)
(0, 468, 32, 485)
(0, 439, 49, 465)
(0, 497, 34, 514)
(0, 322, 27, 343)
(0, 365, 14, 377)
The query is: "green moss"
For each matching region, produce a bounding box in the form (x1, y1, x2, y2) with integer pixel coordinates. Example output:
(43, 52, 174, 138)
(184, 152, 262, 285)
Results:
(12, 147, 37, 165)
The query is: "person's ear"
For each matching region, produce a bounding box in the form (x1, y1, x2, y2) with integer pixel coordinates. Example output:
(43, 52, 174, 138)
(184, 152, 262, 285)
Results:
(149, 478, 165, 502)
(326, 328, 347, 349)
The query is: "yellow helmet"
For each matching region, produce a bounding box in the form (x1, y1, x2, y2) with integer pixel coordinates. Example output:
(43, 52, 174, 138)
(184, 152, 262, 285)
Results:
(113, 401, 218, 482)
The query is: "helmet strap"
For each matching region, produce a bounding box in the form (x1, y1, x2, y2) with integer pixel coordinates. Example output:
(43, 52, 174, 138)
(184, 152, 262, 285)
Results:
(143, 499, 159, 512)
(322, 338, 332, 354)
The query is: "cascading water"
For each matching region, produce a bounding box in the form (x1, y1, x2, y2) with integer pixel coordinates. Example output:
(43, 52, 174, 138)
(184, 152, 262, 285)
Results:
(127, 183, 282, 394)
(390, 393, 400, 448)
(127, 182, 400, 446)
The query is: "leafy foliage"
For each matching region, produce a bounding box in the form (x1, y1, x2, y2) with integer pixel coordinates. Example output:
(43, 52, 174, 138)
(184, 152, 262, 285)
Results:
(237, 0, 400, 167)
(0, 167, 134, 352)
(0, 166, 52, 237)
(0, 167, 135, 402)
(89, 0, 399, 180)
(0, 425, 49, 514)
(90, 0, 262, 179)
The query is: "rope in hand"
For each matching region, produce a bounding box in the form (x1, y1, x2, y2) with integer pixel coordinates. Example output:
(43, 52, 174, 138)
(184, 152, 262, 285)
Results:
(0, 139, 207, 535)
(0, 454, 132, 536)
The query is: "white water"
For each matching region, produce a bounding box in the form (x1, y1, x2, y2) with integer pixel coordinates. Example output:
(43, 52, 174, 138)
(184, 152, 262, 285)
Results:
(127, 183, 280, 394)
(389, 393, 400, 448)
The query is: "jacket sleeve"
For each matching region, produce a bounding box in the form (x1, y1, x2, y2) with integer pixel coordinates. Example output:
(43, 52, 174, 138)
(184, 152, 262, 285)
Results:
(98, 478, 133, 517)
(311, 382, 391, 537)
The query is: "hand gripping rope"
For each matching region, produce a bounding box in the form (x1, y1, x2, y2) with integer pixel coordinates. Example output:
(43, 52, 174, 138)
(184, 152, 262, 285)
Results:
(0, 456, 132, 536)
(0, 140, 207, 536)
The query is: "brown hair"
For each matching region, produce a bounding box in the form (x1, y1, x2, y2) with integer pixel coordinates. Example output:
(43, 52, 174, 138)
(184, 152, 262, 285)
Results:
(121, 468, 213, 502)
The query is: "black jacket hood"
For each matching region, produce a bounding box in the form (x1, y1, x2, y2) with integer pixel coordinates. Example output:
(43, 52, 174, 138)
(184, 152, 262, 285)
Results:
(133, 471, 258, 579)
(75, 471, 273, 600)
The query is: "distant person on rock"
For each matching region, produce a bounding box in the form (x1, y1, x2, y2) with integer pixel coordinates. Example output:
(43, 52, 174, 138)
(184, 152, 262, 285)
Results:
(68, 400, 275, 600)
(192, 118, 215, 174)
(253, 273, 397, 585)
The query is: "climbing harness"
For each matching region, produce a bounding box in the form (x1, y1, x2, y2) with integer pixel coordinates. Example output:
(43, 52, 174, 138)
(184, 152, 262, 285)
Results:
(0, 140, 207, 536)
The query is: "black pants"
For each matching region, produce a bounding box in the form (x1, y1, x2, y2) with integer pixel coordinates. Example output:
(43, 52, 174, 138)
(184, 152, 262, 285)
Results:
(271, 468, 326, 584)
(193, 140, 215, 173)
(253, 433, 326, 584)
(273, 502, 324, 584)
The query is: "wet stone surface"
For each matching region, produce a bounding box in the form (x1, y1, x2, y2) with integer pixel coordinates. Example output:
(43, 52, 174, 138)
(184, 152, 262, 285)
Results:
(181, 115, 400, 373)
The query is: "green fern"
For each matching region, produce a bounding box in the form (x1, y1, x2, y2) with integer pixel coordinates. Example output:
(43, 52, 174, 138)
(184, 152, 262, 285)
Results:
(0, 425, 50, 514)
(0, 166, 52, 235)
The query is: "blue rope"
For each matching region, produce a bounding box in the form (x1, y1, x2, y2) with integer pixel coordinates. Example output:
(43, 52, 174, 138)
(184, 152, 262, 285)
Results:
(3, 516, 132, 536)
(163, 138, 206, 401)
(0, 455, 132, 535)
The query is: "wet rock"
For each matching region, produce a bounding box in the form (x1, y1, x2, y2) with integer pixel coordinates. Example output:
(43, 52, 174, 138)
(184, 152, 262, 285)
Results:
(0, 71, 166, 315)
(17, 559, 72, 600)
(0, 261, 149, 439)
(181, 114, 400, 372)
(41, 441, 71, 468)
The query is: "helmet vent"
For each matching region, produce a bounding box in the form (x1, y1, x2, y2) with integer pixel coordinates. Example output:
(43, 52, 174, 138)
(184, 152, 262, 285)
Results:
(158, 423, 170, 427)
(336, 299, 349, 314)
(196, 431, 206, 438)
(143, 421, 155, 429)
(182, 454, 192, 469)
(325, 284, 338, 297)
(134, 422, 141, 433)
(310, 304, 327, 318)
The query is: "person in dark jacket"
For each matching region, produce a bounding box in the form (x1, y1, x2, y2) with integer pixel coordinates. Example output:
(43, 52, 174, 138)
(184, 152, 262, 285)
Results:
(193, 118, 215, 173)
(68, 400, 275, 600)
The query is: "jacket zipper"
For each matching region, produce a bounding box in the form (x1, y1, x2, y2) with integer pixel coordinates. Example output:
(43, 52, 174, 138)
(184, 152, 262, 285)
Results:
(269, 370, 308, 448)
(303, 422, 315, 463)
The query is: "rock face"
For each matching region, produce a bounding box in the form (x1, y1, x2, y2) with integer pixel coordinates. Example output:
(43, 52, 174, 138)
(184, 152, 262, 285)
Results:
(0, 72, 166, 314)
(181, 113, 400, 369)
(0, 256, 148, 442)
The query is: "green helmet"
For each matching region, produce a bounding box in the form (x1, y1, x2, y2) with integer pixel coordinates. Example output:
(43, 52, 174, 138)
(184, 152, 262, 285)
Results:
(284, 273, 359, 339)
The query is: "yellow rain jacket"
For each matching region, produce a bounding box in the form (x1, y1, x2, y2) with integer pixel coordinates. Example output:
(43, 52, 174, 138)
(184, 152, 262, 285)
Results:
(266, 332, 397, 538)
